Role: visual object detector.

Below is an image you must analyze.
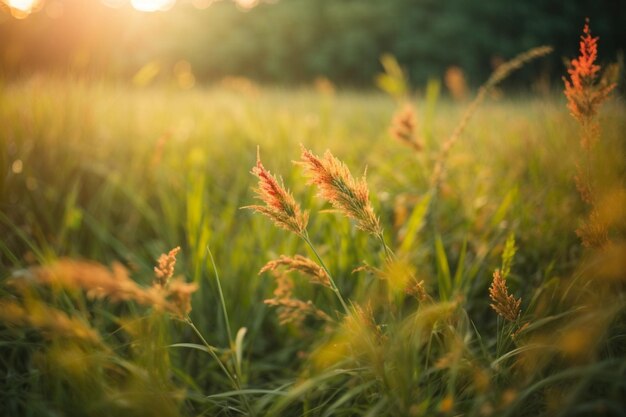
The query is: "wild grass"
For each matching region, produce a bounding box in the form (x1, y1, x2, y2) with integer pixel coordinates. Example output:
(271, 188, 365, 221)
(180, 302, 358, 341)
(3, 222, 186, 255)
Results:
(1, 32, 625, 415)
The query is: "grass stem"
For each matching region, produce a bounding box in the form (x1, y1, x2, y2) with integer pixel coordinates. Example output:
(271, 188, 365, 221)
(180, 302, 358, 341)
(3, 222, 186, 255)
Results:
(302, 232, 351, 314)
(206, 245, 233, 345)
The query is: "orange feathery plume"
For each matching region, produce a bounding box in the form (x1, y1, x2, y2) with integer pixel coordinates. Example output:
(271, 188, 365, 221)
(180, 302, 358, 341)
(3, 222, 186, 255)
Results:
(489, 269, 521, 322)
(245, 148, 309, 235)
(24, 259, 197, 319)
(563, 20, 615, 133)
(154, 246, 181, 287)
(298, 146, 381, 235)
(259, 254, 330, 288)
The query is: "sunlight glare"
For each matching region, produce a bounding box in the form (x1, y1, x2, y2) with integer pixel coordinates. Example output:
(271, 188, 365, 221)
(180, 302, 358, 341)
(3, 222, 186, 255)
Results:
(235, 0, 258, 10)
(3, 0, 42, 18)
(131, 0, 176, 12)
(6, 0, 38, 12)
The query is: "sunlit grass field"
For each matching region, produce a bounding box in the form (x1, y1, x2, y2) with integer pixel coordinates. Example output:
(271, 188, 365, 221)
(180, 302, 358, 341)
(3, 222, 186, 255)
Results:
(1, 77, 625, 416)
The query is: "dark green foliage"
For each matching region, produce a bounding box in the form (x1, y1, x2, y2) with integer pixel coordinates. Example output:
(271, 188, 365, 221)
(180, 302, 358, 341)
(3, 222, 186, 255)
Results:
(1, 0, 625, 86)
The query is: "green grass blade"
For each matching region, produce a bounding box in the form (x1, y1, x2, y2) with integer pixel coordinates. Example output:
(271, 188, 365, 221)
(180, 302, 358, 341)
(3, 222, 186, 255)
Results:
(435, 234, 452, 300)
(398, 191, 432, 255)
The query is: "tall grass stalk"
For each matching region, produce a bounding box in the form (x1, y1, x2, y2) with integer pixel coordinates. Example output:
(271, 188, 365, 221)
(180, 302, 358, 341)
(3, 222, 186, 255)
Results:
(301, 231, 350, 314)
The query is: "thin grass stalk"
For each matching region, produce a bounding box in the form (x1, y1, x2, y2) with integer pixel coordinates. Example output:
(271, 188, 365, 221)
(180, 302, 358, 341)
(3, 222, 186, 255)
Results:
(429, 46, 553, 190)
(206, 246, 256, 416)
(185, 317, 255, 416)
(206, 245, 233, 345)
(184, 317, 236, 386)
(376, 231, 395, 262)
(301, 232, 350, 314)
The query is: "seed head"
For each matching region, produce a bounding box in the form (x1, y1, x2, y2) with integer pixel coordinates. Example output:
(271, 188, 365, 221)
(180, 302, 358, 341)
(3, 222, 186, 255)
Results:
(405, 279, 428, 302)
(298, 145, 381, 235)
(166, 277, 198, 318)
(245, 149, 308, 235)
(154, 246, 181, 287)
(489, 269, 521, 322)
(389, 104, 422, 151)
(576, 208, 609, 249)
(264, 273, 331, 326)
(26, 259, 197, 319)
(563, 20, 615, 133)
(259, 255, 330, 288)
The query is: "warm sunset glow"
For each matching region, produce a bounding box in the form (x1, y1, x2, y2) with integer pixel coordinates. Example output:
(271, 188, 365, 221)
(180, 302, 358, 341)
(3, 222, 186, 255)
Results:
(191, 0, 213, 9)
(2, 0, 42, 18)
(6, 0, 38, 12)
(235, 0, 258, 10)
(100, 0, 126, 8)
(130, 0, 176, 12)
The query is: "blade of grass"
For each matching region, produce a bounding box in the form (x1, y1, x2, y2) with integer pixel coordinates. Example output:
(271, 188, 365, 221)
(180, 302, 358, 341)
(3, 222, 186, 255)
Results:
(435, 234, 452, 300)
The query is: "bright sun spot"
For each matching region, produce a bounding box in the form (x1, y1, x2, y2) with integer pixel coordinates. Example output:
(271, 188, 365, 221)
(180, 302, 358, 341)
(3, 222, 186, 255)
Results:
(6, 0, 39, 12)
(4, 0, 261, 17)
(130, 0, 176, 12)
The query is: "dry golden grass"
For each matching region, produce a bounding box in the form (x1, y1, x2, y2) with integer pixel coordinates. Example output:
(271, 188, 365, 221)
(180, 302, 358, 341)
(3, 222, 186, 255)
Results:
(154, 246, 181, 287)
(15, 257, 197, 319)
(263, 272, 332, 327)
(259, 255, 330, 288)
(0, 299, 102, 344)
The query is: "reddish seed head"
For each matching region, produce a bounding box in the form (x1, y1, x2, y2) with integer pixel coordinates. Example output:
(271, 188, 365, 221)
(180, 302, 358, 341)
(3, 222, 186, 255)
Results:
(563, 19, 615, 128)
(253, 158, 287, 211)
(246, 148, 308, 235)
(299, 145, 382, 236)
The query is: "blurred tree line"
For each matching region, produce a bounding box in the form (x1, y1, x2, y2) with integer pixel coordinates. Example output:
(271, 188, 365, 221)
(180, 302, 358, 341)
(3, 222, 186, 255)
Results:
(1, 0, 624, 88)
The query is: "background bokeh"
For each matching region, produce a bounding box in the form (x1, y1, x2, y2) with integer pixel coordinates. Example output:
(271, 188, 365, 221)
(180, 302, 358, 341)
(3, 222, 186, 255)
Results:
(1, 0, 625, 87)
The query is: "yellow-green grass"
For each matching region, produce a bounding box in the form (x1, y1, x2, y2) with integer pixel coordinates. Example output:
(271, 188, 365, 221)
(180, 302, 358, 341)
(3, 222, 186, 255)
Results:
(1, 79, 625, 416)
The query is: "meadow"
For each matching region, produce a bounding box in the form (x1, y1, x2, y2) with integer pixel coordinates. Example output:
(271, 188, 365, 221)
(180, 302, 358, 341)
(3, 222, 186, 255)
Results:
(1, 45, 625, 416)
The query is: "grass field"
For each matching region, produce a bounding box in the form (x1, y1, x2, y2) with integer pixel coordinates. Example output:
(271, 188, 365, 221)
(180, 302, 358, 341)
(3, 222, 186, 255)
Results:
(1, 74, 625, 416)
